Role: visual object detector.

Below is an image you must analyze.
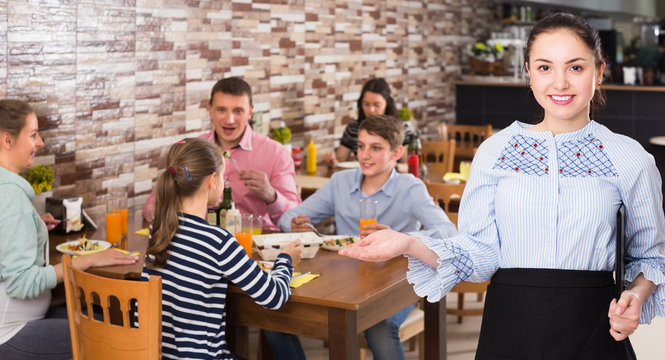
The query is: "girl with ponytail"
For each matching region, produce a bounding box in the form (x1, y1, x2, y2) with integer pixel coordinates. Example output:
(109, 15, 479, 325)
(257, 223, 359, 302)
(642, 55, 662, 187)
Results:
(142, 138, 302, 360)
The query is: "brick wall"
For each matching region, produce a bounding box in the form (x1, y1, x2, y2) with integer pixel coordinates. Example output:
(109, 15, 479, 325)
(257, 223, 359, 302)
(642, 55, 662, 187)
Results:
(0, 0, 498, 214)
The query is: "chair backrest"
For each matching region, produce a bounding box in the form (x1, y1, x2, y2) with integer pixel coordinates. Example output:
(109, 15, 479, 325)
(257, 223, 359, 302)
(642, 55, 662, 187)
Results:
(63, 255, 162, 360)
(439, 124, 492, 145)
(424, 180, 466, 226)
(421, 140, 456, 176)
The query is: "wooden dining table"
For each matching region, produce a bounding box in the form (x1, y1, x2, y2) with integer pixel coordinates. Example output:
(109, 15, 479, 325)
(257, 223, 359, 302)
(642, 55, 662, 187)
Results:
(49, 210, 448, 360)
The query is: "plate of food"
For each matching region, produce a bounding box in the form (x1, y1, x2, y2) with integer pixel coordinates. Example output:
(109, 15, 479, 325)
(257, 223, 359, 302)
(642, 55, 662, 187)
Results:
(56, 236, 111, 255)
(322, 235, 358, 251)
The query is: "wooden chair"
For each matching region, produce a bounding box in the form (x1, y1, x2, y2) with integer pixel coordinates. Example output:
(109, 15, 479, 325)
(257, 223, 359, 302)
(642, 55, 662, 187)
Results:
(424, 180, 489, 324)
(358, 301, 425, 360)
(438, 123, 492, 170)
(63, 255, 162, 360)
(420, 140, 456, 177)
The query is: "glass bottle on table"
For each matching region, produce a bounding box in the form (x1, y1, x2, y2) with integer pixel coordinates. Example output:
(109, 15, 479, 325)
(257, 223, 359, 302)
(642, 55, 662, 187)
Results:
(208, 177, 232, 226)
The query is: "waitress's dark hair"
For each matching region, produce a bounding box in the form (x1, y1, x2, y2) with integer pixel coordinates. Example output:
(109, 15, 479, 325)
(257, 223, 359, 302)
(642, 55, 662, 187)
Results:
(357, 78, 398, 122)
(524, 13, 606, 120)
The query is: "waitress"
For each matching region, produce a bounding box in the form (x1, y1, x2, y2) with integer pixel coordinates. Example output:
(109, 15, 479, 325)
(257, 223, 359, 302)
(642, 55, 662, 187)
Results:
(0, 99, 138, 359)
(341, 13, 664, 359)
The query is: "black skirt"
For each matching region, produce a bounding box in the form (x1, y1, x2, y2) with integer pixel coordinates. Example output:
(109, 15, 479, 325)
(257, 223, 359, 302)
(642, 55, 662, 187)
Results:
(475, 268, 636, 360)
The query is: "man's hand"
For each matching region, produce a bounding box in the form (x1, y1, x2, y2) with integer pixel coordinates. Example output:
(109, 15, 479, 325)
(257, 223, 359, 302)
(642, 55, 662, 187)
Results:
(239, 170, 277, 204)
(291, 214, 313, 233)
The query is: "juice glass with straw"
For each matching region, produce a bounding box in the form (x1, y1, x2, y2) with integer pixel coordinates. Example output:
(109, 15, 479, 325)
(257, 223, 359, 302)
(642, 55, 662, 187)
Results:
(359, 198, 378, 238)
(235, 214, 253, 257)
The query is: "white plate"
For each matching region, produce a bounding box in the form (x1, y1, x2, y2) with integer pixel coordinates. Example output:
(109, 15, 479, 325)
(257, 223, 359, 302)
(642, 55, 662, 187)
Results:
(56, 239, 111, 255)
(336, 161, 360, 169)
(321, 235, 358, 251)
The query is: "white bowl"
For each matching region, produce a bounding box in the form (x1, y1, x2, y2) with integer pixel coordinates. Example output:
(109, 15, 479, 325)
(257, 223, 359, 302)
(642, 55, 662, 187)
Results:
(253, 232, 323, 260)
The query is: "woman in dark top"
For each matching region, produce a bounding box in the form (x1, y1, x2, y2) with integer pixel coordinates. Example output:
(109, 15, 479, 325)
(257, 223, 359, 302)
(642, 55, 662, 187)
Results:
(325, 78, 414, 166)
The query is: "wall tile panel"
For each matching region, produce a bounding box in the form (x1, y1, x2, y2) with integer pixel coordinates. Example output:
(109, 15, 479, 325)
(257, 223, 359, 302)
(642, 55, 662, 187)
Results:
(0, 0, 498, 212)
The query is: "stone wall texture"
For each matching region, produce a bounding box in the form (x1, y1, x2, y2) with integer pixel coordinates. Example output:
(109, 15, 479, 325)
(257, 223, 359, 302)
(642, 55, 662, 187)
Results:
(1, 0, 498, 214)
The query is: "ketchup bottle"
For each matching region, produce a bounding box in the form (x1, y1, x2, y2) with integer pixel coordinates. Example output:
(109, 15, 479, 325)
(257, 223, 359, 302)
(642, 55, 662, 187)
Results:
(408, 150, 420, 178)
(292, 147, 302, 168)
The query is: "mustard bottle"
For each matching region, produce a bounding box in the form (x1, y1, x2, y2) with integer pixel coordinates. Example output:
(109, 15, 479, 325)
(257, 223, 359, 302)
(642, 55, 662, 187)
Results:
(306, 139, 317, 175)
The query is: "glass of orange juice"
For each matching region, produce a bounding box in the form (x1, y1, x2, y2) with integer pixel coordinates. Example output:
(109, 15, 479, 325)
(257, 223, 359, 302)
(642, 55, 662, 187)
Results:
(235, 214, 253, 257)
(110, 190, 128, 249)
(106, 196, 123, 248)
(359, 198, 378, 238)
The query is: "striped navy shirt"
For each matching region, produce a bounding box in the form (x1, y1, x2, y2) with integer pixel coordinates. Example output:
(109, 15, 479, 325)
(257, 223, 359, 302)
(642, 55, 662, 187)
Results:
(141, 214, 293, 359)
(407, 121, 665, 324)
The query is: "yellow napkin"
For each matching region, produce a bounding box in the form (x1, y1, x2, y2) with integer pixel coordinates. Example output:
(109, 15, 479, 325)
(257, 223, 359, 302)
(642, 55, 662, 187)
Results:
(443, 172, 467, 182)
(290, 272, 319, 288)
(135, 228, 150, 236)
(113, 248, 141, 257)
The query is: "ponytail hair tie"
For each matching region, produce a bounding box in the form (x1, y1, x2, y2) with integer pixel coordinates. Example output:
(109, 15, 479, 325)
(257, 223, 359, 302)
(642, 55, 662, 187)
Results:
(167, 166, 176, 176)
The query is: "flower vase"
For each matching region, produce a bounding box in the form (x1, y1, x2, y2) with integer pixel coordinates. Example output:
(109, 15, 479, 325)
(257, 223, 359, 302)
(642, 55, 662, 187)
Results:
(32, 190, 52, 214)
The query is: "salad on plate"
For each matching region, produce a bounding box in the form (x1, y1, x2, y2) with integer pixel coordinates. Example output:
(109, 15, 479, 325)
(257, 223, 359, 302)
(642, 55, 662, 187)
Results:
(56, 235, 111, 255)
(322, 235, 357, 251)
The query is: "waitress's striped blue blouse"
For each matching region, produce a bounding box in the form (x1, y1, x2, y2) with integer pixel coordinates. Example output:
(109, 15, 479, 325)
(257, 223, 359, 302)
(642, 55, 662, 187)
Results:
(407, 121, 665, 324)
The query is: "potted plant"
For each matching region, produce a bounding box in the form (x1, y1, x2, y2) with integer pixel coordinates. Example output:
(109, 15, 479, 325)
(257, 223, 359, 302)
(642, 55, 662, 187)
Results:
(271, 121, 292, 152)
(24, 164, 54, 213)
(468, 42, 506, 76)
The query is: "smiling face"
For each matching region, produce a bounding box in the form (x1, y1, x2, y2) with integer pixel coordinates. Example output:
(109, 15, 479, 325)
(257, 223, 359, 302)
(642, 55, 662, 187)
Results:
(208, 92, 253, 150)
(0, 112, 43, 174)
(527, 29, 604, 128)
(361, 91, 388, 118)
(356, 129, 402, 180)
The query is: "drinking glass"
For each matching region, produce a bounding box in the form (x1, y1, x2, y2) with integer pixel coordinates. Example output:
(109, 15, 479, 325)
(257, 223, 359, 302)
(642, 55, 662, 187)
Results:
(252, 215, 263, 235)
(235, 214, 253, 257)
(106, 196, 123, 249)
(359, 198, 378, 238)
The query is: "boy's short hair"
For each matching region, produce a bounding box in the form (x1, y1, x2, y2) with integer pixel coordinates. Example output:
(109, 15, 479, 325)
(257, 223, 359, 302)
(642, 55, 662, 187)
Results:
(209, 77, 253, 106)
(358, 114, 405, 149)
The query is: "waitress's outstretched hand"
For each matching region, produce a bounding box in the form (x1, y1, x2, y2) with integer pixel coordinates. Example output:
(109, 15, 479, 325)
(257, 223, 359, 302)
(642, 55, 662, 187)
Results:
(339, 229, 411, 262)
(608, 290, 642, 341)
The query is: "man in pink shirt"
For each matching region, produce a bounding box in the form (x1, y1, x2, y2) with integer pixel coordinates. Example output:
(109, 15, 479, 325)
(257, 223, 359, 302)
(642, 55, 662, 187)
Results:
(143, 77, 300, 231)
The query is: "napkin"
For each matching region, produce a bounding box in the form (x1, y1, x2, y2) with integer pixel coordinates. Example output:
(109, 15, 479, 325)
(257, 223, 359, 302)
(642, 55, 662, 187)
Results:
(290, 272, 319, 288)
(135, 228, 150, 236)
(113, 248, 141, 257)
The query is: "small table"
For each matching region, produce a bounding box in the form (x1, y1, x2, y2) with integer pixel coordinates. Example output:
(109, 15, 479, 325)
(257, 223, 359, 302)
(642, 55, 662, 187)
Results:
(226, 250, 447, 360)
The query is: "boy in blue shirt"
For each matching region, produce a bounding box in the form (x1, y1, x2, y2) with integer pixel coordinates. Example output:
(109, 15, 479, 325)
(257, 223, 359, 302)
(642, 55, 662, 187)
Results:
(269, 114, 456, 360)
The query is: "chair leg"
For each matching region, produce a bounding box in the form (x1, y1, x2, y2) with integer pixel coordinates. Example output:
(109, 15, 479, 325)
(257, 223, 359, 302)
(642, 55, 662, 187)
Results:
(457, 292, 464, 324)
(418, 333, 425, 360)
(477, 292, 483, 302)
(408, 337, 416, 351)
(359, 347, 368, 360)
